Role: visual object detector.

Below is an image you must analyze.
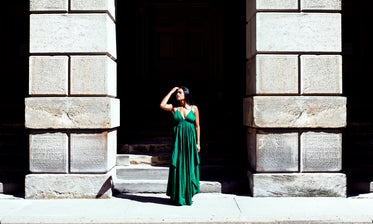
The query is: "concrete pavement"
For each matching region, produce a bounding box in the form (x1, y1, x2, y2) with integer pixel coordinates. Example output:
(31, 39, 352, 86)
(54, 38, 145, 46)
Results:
(1, 193, 373, 224)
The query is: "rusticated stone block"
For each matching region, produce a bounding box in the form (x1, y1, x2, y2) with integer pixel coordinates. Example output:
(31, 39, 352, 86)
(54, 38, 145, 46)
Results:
(247, 129, 298, 172)
(301, 0, 341, 11)
(30, 14, 116, 59)
(243, 96, 346, 128)
(246, 0, 298, 21)
(248, 172, 346, 197)
(301, 132, 342, 172)
(71, 0, 116, 19)
(30, 132, 68, 173)
(70, 56, 116, 96)
(30, 0, 68, 11)
(29, 56, 68, 96)
(70, 130, 116, 173)
(246, 54, 298, 95)
(301, 55, 342, 94)
(255, 13, 341, 53)
(25, 170, 114, 199)
(25, 97, 120, 129)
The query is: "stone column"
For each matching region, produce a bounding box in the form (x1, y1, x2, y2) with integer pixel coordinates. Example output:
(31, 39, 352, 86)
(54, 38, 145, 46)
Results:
(25, 0, 118, 199)
(245, 0, 346, 197)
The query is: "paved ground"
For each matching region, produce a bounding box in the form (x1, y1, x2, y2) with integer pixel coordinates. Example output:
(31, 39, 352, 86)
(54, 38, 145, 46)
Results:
(1, 193, 373, 224)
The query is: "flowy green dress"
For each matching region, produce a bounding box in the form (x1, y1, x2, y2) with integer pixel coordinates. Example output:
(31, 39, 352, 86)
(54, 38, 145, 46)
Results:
(166, 108, 200, 205)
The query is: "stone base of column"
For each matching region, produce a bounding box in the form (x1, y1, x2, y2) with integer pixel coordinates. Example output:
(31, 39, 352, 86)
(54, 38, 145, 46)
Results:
(25, 169, 115, 199)
(248, 171, 346, 197)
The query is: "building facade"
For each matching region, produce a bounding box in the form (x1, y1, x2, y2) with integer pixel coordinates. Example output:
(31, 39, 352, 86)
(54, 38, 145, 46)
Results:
(1, 0, 372, 198)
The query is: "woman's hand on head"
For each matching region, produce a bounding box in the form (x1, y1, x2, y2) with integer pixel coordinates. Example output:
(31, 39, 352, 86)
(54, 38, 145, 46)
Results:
(172, 87, 179, 93)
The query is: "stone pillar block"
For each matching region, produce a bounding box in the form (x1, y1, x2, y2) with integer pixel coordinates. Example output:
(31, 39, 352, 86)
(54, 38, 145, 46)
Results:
(246, 0, 298, 20)
(243, 96, 347, 128)
(248, 172, 346, 197)
(25, 169, 114, 199)
(301, 132, 342, 172)
(247, 129, 298, 172)
(71, 0, 116, 19)
(301, 55, 342, 94)
(301, 0, 342, 11)
(70, 130, 116, 173)
(70, 56, 117, 96)
(30, 14, 117, 59)
(25, 97, 120, 129)
(246, 54, 298, 95)
(30, 0, 68, 12)
(29, 56, 68, 96)
(255, 13, 341, 52)
(29, 132, 68, 173)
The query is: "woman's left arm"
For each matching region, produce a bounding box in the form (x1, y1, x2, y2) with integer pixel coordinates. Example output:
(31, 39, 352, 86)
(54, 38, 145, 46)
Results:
(194, 106, 200, 152)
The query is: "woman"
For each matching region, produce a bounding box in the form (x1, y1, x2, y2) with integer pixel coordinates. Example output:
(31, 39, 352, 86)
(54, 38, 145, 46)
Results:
(160, 86, 200, 205)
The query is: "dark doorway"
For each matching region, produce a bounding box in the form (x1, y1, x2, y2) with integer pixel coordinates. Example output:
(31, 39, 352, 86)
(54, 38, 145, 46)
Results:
(116, 0, 246, 159)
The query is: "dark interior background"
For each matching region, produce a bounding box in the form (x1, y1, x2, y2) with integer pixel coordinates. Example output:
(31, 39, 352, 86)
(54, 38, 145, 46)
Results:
(0, 0, 372, 195)
(116, 0, 246, 158)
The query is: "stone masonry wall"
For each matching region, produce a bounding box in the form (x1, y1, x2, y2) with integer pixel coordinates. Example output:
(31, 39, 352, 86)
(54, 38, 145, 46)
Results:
(244, 0, 347, 197)
(25, 0, 119, 199)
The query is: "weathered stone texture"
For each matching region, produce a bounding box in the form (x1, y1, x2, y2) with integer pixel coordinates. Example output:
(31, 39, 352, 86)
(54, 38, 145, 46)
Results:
(25, 97, 120, 129)
(301, 55, 342, 94)
(247, 54, 298, 95)
(246, 0, 298, 20)
(248, 131, 299, 172)
(29, 132, 68, 173)
(29, 56, 68, 95)
(70, 131, 116, 173)
(256, 13, 341, 53)
(25, 171, 114, 199)
(30, 0, 68, 11)
(249, 172, 346, 197)
(301, 0, 341, 11)
(30, 14, 117, 59)
(70, 56, 117, 96)
(71, 0, 116, 19)
(244, 96, 346, 128)
(301, 132, 342, 172)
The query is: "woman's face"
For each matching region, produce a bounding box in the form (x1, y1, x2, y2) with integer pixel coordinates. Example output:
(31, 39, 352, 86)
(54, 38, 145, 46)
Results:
(176, 88, 185, 101)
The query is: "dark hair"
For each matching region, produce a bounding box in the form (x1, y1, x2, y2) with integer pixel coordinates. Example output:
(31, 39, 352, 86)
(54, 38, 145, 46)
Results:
(180, 86, 193, 106)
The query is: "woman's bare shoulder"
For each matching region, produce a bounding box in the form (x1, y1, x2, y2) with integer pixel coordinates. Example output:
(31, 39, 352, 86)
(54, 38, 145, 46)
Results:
(192, 105, 199, 112)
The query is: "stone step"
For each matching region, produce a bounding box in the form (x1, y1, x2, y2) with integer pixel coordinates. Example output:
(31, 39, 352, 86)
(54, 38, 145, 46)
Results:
(116, 152, 241, 166)
(117, 154, 170, 166)
(113, 179, 222, 193)
(116, 164, 248, 181)
(116, 165, 169, 180)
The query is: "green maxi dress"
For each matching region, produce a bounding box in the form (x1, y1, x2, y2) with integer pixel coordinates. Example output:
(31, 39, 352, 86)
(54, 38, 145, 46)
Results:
(166, 108, 200, 205)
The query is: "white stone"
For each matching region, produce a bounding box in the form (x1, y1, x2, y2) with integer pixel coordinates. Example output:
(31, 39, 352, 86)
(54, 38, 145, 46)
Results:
(71, 0, 116, 20)
(70, 56, 117, 96)
(248, 172, 346, 197)
(247, 54, 298, 95)
(256, 13, 341, 52)
(30, 14, 117, 59)
(301, 55, 342, 94)
(301, 0, 341, 11)
(25, 170, 114, 199)
(248, 130, 299, 172)
(30, 132, 68, 173)
(244, 96, 346, 128)
(246, 0, 298, 21)
(70, 130, 116, 173)
(29, 56, 68, 95)
(25, 97, 120, 129)
(30, 0, 68, 11)
(301, 132, 342, 172)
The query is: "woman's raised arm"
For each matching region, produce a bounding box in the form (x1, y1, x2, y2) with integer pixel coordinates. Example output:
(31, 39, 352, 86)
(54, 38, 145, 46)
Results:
(160, 87, 179, 111)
